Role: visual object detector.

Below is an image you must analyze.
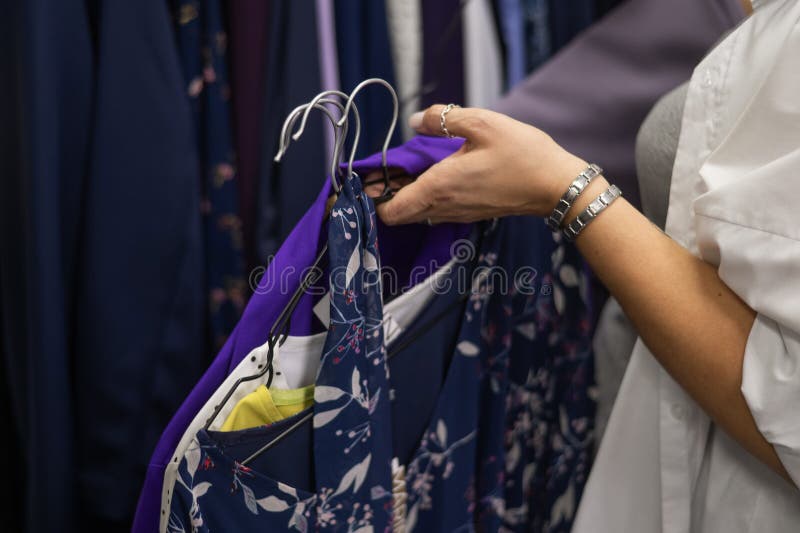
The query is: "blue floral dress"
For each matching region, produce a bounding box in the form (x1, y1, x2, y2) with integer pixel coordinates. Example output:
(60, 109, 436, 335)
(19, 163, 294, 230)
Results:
(169, 174, 594, 532)
(173, 0, 246, 352)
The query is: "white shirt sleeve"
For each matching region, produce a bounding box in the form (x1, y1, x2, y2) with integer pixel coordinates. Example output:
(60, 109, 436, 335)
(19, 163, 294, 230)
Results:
(691, 9, 800, 487)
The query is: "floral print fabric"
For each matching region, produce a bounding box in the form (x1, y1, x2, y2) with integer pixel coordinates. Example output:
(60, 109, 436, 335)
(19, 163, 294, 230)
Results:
(170, 176, 594, 531)
(173, 0, 246, 352)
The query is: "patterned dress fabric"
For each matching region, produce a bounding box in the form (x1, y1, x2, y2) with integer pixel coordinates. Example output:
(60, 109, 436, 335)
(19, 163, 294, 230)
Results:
(169, 138, 594, 532)
(173, 0, 246, 351)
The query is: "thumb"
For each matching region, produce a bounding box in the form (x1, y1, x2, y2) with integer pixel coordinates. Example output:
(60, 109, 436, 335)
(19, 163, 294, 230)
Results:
(408, 105, 491, 143)
(376, 177, 433, 225)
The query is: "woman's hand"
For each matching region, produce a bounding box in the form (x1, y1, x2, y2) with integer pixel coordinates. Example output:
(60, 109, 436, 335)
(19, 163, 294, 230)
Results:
(371, 106, 791, 485)
(373, 105, 589, 225)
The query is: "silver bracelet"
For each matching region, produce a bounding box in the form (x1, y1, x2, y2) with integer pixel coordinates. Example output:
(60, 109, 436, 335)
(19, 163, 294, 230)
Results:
(546, 164, 604, 231)
(563, 184, 622, 242)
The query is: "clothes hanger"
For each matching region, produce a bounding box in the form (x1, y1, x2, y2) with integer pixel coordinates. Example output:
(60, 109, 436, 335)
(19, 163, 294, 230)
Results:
(239, 79, 401, 465)
(202, 98, 353, 432)
(261, 93, 366, 361)
(295, 78, 400, 203)
(276, 90, 363, 190)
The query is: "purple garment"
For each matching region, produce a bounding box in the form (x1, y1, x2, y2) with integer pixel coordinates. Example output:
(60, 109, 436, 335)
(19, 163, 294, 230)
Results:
(353, 135, 470, 290)
(133, 135, 465, 533)
(132, 181, 330, 533)
(492, 0, 744, 209)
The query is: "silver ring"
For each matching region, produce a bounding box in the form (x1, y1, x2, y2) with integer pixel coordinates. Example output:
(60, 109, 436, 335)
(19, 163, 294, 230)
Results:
(426, 217, 434, 226)
(440, 103, 460, 138)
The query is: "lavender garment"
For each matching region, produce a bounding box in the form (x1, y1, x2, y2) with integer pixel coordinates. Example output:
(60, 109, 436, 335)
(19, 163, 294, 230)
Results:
(492, 0, 744, 209)
(133, 135, 465, 533)
(315, 0, 339, 163)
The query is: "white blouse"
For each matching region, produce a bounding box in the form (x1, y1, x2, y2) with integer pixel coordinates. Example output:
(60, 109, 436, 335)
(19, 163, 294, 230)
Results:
(573, 1, 800, 531)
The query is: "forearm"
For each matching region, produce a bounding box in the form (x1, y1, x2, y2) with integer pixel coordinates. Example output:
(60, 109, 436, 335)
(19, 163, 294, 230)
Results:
(565, 171, 790, 483)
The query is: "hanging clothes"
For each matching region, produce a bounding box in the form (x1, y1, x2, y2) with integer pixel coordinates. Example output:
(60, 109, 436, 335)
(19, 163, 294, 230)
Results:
(133, 181, 331, 533)
(522, 0, 552, 72)
(220, 385, 315, 431)
(137, 135, 471, 532)
(173, 0, 247, 352)
(73, 1, 206, 528)
(315, 0, 341, 165)
(160, 257, 463, 533)
(493, 0, 746, 211)
(333, 0, 401, 159)
(255, 0, 328, 264)
(385, 0, 424, 140)
(420, 0, 465, 107)
(547, 0, 595, 51)
(0, 1, 94, 531)
(463, 0, 505, 108)
(497, 0, 528, 88)
(164, 135, 595, 531)
(228, 0, 272, 273)
(337, 138, 595, 531)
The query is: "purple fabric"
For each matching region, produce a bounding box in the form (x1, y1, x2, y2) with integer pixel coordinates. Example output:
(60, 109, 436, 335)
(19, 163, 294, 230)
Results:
(492, 0, 744, 209)
(351, 135, 470, 288)
(350, 134, 464, 175)
(132, 182, 331, 533)
(133, 136, 464, 532)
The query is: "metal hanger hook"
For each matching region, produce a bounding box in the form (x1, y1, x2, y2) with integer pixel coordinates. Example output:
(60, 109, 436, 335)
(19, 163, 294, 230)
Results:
(339, 78, 399, 187)
(289, 89, 364, 192)
(274, 99, 351, 181)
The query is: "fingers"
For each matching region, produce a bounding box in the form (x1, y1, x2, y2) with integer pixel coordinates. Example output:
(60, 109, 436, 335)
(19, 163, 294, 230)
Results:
(362, 169, 414, 200)
(376, 178, 433, 225)
(409, 105, 493, 143)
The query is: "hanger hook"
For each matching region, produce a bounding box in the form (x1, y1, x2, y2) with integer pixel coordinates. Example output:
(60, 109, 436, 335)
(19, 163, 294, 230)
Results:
(339, 78, 399, 201)
(275, 99, 351, 181)
(288, 89, 363, 192)
(274, 96, 359, 193)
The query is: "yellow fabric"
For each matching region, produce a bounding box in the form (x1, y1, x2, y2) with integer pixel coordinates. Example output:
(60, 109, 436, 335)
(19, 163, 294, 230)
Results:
(220, 385, 314, 431)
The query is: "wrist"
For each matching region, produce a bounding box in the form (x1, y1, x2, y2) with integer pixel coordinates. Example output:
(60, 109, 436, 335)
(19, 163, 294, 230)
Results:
(563, 174, 611, 227)
(538, 155, 593, 218)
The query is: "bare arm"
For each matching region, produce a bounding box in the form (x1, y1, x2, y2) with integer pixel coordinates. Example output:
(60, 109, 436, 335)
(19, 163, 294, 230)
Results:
(375, 105, 791, 484)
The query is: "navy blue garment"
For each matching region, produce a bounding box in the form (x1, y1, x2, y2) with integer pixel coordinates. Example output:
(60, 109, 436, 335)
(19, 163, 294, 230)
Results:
(170, 216, 595, 531)
(421, 0, 465, 107)
(207, 409, 316, 492)
(594, 0, 623, 18)
(172, 0, 247, 353)
(334, 0, 402, 159)
(171, 256, 467, 510)
(0, 1, 93, 531)
(0, 1, 206, 530)
(548, 0, 595, 52)
(255, 0, 328, 263)
(522, 0, 552, 72)
(73, 0, 206, 528)
(477, 218, 595, 532)
(496, 0, 528, 88)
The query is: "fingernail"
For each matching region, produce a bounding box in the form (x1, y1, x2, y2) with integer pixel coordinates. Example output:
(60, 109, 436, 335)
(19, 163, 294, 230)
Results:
(408, 111, 424, 130)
